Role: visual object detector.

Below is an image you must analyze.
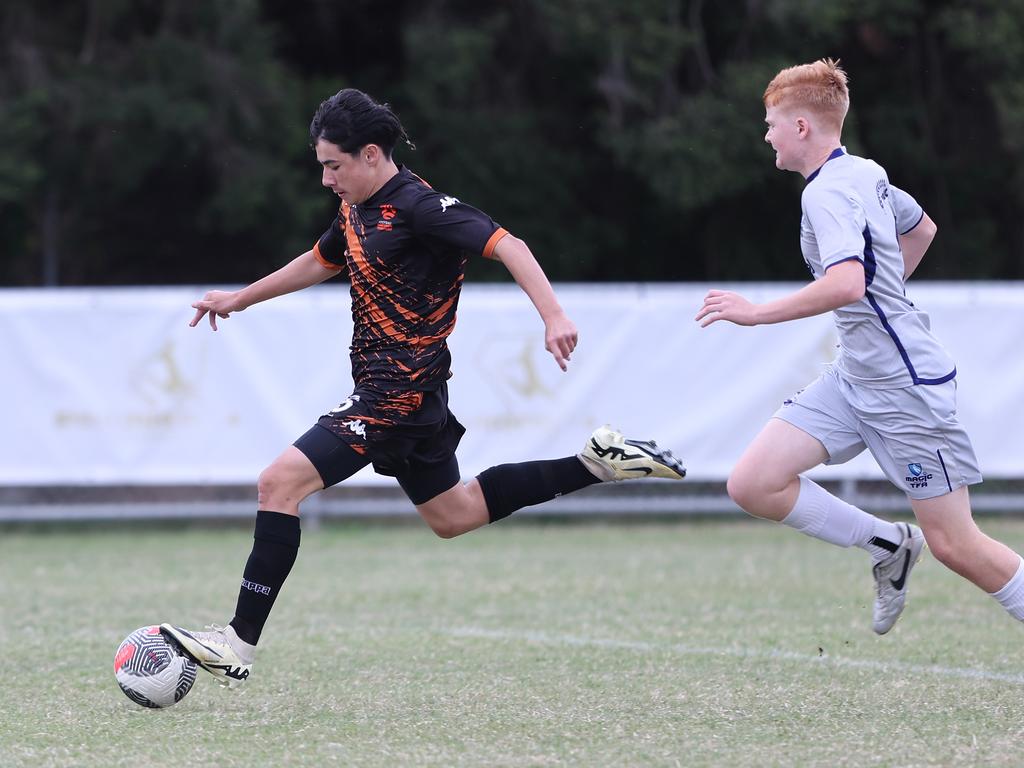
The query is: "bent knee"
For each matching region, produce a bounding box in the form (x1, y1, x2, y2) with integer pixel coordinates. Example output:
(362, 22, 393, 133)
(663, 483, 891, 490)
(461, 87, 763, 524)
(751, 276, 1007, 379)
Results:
(727, 468, 768, 513)
(257, 464, 314, 509)
(922, 531, 963, 571)
(725, 473, 748, 510)
(256, 466, 285, 503)
(922, 524, 984, 574)
(430, 523, 460, 540)
(727, 466, 801, 520)
(426, 517, 470, 540)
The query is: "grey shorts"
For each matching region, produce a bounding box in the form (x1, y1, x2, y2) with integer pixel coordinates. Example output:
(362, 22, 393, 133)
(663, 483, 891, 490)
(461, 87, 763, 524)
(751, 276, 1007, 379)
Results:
(773, 366, 982, 499)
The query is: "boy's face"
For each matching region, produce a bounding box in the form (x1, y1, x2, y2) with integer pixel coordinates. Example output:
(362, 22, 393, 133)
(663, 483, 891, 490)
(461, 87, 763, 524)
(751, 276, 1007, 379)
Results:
(315, 139, 376, 204)
(763, 105, 803, 172)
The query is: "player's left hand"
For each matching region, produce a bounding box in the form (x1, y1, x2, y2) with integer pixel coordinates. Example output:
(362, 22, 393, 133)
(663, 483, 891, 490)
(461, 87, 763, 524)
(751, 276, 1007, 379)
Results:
(544, 312, 578, 371)
(695, 290, 760, 327)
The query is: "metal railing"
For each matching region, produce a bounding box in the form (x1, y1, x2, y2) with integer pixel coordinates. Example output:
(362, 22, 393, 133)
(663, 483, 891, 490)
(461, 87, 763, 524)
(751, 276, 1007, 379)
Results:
(2, 479, 1021, 526)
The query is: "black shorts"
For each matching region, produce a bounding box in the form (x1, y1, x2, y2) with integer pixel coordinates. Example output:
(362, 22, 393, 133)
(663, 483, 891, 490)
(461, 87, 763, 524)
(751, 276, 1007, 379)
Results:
(293, 382, 465, 504)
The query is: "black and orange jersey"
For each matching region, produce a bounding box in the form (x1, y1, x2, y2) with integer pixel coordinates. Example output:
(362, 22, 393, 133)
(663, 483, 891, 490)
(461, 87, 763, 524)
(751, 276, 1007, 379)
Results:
(313, 166, 508, 391)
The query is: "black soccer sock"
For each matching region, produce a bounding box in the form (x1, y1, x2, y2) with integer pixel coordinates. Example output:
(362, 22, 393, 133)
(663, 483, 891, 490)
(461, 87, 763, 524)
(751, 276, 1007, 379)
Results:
(477, 456, 600, 523)
(229, 510, 300, 646)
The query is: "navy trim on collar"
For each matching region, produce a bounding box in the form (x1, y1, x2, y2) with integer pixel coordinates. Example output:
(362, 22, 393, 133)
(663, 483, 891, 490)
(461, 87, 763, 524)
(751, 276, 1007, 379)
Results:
(806, 147, 845, 183)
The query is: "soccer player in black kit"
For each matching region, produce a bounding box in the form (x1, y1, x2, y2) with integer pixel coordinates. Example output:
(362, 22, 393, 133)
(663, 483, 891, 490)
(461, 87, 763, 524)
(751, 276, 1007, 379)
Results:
(161, 89, 685, 688)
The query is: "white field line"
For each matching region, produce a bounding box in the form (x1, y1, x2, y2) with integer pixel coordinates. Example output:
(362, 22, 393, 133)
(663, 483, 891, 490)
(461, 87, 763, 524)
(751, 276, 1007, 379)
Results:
(449, 626, 1024, 686)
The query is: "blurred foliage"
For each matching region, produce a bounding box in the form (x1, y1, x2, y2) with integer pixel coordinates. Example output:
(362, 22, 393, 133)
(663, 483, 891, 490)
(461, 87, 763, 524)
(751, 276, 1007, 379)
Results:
(2, 0, 1023, 285)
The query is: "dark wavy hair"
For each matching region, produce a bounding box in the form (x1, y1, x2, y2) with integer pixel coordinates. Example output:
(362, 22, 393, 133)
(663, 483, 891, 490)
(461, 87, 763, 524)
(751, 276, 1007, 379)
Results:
(308, 88, 414, 158)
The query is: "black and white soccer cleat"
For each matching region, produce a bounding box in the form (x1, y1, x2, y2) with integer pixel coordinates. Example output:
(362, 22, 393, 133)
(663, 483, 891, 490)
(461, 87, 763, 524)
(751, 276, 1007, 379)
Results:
(579, 425, 687, 481)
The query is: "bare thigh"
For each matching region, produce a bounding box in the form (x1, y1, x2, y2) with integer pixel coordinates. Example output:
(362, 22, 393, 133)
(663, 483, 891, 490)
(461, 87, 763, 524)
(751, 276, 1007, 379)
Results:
(728, 418, 830, 520)
(257, 446, 326, 516)
(414, 478, 488, 539)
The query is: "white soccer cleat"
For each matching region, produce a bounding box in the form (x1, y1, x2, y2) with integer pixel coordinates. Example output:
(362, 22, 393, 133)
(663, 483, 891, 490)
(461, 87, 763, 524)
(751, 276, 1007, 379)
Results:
(159, 623, 255, 689)
(872, 522, 926, 635)
(578, 425, 686, 481)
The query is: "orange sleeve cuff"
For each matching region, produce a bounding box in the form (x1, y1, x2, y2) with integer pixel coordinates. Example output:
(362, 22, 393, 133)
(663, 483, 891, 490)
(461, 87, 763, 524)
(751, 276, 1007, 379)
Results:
(313, 241, 339, 269)
(482, 227, 509, 260)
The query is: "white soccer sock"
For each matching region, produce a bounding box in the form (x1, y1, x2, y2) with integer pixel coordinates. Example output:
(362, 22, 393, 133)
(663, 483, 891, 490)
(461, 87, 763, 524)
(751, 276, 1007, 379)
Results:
(990, 557, 1024, 622)
(781, 476, 902, 562)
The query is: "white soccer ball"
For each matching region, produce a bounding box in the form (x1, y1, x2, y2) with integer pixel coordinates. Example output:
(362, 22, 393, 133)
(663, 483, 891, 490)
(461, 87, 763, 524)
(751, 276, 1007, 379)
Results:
(114, 626, 198, 708)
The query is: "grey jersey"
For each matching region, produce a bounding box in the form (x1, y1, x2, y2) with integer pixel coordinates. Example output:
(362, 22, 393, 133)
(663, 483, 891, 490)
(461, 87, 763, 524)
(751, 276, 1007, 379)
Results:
(799, 148, 955, 388)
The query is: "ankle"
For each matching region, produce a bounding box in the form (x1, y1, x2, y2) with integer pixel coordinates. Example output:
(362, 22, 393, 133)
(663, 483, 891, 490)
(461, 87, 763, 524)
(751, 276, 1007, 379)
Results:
(225, 624, 258, 663)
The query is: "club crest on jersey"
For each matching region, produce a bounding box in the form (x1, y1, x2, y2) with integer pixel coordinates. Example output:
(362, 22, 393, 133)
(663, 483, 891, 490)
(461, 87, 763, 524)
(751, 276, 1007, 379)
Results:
(377, 203, 397, 231)
(876, 179, 890, 209)
(439, 196, 460, 212)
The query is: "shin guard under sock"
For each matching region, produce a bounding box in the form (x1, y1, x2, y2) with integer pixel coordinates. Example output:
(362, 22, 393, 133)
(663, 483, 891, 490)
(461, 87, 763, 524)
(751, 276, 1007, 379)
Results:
(229, 510, 300, 645)
(782, 476, 902, 562)
(477, 456, 600, 523)
(991, 557, 1024, 621)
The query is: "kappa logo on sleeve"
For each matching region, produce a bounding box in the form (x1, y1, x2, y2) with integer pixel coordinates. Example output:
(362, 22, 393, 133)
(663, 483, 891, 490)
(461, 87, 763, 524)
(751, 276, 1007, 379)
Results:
(439, 196, 460, 212)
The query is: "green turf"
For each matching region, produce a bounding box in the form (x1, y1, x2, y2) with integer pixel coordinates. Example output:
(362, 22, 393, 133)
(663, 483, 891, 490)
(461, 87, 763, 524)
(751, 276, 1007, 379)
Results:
(2, 519, 1024, 767)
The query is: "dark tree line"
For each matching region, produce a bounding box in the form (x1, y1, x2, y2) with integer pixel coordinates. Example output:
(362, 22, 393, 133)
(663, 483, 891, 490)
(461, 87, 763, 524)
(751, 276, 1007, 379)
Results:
(2, 0, 1023, 286)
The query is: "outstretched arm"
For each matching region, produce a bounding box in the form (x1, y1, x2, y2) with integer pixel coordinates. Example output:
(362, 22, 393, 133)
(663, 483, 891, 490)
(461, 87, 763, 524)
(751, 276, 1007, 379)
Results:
(491, 233, 577, 371)
(190, 249, 342, 330)
(900, 212, 937, 280)
(695, 259, 865, 328)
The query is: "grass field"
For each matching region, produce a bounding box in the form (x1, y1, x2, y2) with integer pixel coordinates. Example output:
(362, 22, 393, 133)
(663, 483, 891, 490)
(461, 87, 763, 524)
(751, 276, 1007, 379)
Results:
(2, 518, 1024, 768)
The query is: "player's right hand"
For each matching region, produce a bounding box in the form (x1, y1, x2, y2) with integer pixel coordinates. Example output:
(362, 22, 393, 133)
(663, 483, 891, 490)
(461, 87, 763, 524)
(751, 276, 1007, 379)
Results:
(189, 290, 243, 331)
(544, 311, 578, 372)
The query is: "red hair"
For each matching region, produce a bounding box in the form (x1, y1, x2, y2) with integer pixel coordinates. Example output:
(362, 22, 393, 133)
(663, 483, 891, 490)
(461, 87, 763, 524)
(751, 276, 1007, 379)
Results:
(764, 58, 849, 132)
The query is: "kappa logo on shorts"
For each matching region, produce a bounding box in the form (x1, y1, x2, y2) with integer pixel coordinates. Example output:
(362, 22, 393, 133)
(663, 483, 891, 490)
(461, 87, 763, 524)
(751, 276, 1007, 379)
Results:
(343, 418, 367, 438)
(905, 462, 933, 489)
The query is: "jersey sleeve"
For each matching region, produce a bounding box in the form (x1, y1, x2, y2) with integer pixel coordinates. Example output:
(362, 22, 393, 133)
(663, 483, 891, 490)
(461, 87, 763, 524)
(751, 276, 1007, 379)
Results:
(312, 214, 348, 270)
(890, 184, 925, 235)
(410, 190, 508, 258)
(803, 186, 868, 271)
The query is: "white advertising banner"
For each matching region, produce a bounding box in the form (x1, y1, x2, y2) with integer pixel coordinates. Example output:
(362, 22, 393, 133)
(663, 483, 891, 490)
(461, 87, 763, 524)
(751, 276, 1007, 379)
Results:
(1, 283, 1022, 484)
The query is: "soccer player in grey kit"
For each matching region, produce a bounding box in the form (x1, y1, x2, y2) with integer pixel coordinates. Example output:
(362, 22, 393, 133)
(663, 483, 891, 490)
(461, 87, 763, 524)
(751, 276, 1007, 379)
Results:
(696, 59, 1024, 634)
